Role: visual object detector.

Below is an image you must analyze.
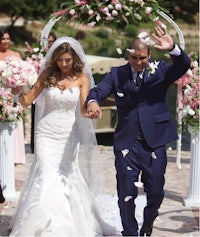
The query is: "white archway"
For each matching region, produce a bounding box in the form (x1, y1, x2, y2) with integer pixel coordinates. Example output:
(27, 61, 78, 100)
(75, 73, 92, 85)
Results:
(40, 12, 185, 168)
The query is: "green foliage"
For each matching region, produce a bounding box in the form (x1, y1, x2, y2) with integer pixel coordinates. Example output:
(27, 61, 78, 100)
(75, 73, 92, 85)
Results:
(95, 28, 109, 39)
(124, 24, 138, 38)
(0, 0, 58, 26)
(168, 0, 199, 23)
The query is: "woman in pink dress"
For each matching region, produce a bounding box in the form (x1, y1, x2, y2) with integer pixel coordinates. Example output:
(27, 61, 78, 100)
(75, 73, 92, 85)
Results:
(0, 28, 26, 164)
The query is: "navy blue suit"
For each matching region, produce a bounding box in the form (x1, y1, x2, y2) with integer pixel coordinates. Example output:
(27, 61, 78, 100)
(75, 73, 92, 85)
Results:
(87, 48, 190, 235)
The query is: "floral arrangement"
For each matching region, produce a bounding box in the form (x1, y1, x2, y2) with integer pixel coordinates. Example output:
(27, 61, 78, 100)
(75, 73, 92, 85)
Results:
(0, 56, 37, 91)
(176, 52, 199, 134)
(0, 56, 38, 123)
(25, 42, 45, 74)
(52, 0, 170, 27)
(0, 87, 24, 123)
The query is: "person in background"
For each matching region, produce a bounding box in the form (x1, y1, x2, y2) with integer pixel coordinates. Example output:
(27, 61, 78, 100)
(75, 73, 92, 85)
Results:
(0, 28, 26, 165)
(86, 26, 190, 236)
(30, 31, 57, 153)
(47, 31, 57, 49)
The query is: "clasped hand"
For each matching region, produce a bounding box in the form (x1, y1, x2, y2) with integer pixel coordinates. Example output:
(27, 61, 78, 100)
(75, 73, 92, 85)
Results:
(85, 101, 102, 119)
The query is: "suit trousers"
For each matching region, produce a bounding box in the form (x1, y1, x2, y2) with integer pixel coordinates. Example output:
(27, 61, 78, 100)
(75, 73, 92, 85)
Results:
(114, 139, 167, 236)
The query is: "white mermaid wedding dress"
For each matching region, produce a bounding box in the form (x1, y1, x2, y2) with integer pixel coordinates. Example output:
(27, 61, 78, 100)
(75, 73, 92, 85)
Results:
(9, 87, 120, 237)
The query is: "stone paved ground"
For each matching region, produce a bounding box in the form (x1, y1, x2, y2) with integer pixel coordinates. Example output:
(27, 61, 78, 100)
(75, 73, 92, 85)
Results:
(0, 144, 199, 236)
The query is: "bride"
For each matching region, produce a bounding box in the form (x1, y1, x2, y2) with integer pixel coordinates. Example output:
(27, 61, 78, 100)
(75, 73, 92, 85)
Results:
(9, 37, 117, 236)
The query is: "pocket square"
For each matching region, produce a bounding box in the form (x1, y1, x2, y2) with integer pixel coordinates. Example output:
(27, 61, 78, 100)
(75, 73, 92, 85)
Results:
(117, 92, 124, 97)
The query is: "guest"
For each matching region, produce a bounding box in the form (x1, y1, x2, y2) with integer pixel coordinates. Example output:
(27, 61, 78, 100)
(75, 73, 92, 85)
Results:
(0, 28, 26, 164)
(86, 26, 191, 236)
(47, 31, 57, 49)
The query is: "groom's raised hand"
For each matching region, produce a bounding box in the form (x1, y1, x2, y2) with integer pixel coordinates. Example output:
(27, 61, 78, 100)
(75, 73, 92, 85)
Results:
(151, 26, 175, 51)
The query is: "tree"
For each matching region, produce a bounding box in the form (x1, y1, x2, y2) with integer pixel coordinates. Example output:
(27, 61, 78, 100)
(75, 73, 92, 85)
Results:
(169, 0, 199, 23)
(0, 0, 58, 27)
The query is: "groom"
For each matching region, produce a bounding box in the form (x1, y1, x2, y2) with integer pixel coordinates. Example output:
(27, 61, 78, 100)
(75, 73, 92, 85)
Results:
(86, 26, 190, 236)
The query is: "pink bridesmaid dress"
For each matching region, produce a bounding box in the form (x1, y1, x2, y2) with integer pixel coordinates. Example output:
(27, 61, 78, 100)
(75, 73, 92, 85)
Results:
(14, 120, 26, 164)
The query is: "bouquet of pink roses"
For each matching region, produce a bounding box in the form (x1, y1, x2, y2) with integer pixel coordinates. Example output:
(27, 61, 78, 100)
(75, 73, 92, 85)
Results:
(0, 56, 37, 92)
(0, 56, 38, 123)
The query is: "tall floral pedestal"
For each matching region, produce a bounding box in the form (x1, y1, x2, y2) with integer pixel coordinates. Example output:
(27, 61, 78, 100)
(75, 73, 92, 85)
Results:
(0, 122, 19, 201)
(183, 129, 200, 207)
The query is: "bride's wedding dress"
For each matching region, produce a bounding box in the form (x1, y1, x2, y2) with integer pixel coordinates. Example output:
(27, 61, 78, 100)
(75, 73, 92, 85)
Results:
(9, 87, 118, 237)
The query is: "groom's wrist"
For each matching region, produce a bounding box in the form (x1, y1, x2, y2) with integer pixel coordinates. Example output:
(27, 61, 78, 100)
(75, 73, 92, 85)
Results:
(168, 43, 175, 52)
(168, 44, 181, 56)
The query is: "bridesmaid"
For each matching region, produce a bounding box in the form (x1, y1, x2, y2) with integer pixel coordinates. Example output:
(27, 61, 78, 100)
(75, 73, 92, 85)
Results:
(0, 28, 26, 164)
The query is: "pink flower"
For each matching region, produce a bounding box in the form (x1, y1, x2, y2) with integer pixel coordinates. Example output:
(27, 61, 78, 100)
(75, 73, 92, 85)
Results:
(75, 0, 88, 6)
(0, 87, 24, 123)
(0, 57, 37, 89)
(51, 0, 170, 27)
(176, 52, 200, 131)
(52, 9, 68, 17)
(153, 17, 166, 29)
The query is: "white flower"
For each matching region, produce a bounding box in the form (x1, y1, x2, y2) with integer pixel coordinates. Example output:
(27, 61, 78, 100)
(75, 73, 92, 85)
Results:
(115, 4, 122, 10)
(88, 9, 94, 15)
(112, 10, 118, 16)
(134, 13, 142, 20)
(102, 7, 109, 14)
(186, 69, 193, 77)
(193, 60, 198, 68)
(148, 61, 159, 75)
(96, 14, 101, 22)
(33, 47, 40, 53)
(145, 7, 152, 14)
(107, 4, 113, 10)
(188, 108, 195, 116)
(69, 9, 76, 15)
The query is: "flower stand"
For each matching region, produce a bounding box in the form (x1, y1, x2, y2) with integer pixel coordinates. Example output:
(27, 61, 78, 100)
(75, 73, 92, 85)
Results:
(0, 122, 19, 201)
(183, 129, 200, 207)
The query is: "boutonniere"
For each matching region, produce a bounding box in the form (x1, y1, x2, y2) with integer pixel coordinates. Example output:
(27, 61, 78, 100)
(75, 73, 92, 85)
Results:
(148, 61, 160, 76)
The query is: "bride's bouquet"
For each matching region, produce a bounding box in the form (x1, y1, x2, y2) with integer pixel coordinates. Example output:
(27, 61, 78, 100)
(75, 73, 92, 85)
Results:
(0, 56, 38, 123)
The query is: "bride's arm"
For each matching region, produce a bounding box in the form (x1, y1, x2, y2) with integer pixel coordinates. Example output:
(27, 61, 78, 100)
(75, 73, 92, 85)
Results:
(79, 73, 90, 116)
(19, 71, 46, 107)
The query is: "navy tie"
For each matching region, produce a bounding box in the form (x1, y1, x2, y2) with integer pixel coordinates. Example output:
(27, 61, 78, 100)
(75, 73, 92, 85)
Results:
(136, 72, 142, 88)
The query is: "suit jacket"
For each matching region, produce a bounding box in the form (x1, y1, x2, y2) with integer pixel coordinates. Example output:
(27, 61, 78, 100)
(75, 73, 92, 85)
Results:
(87, 48, 190, 151)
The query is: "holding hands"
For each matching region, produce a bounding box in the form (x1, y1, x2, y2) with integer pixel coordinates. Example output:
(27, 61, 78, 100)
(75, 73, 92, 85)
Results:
(86, 101, 102, 119)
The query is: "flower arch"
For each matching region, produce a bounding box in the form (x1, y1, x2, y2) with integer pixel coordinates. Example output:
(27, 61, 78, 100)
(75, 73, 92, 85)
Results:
(40, 0, 186, 168)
